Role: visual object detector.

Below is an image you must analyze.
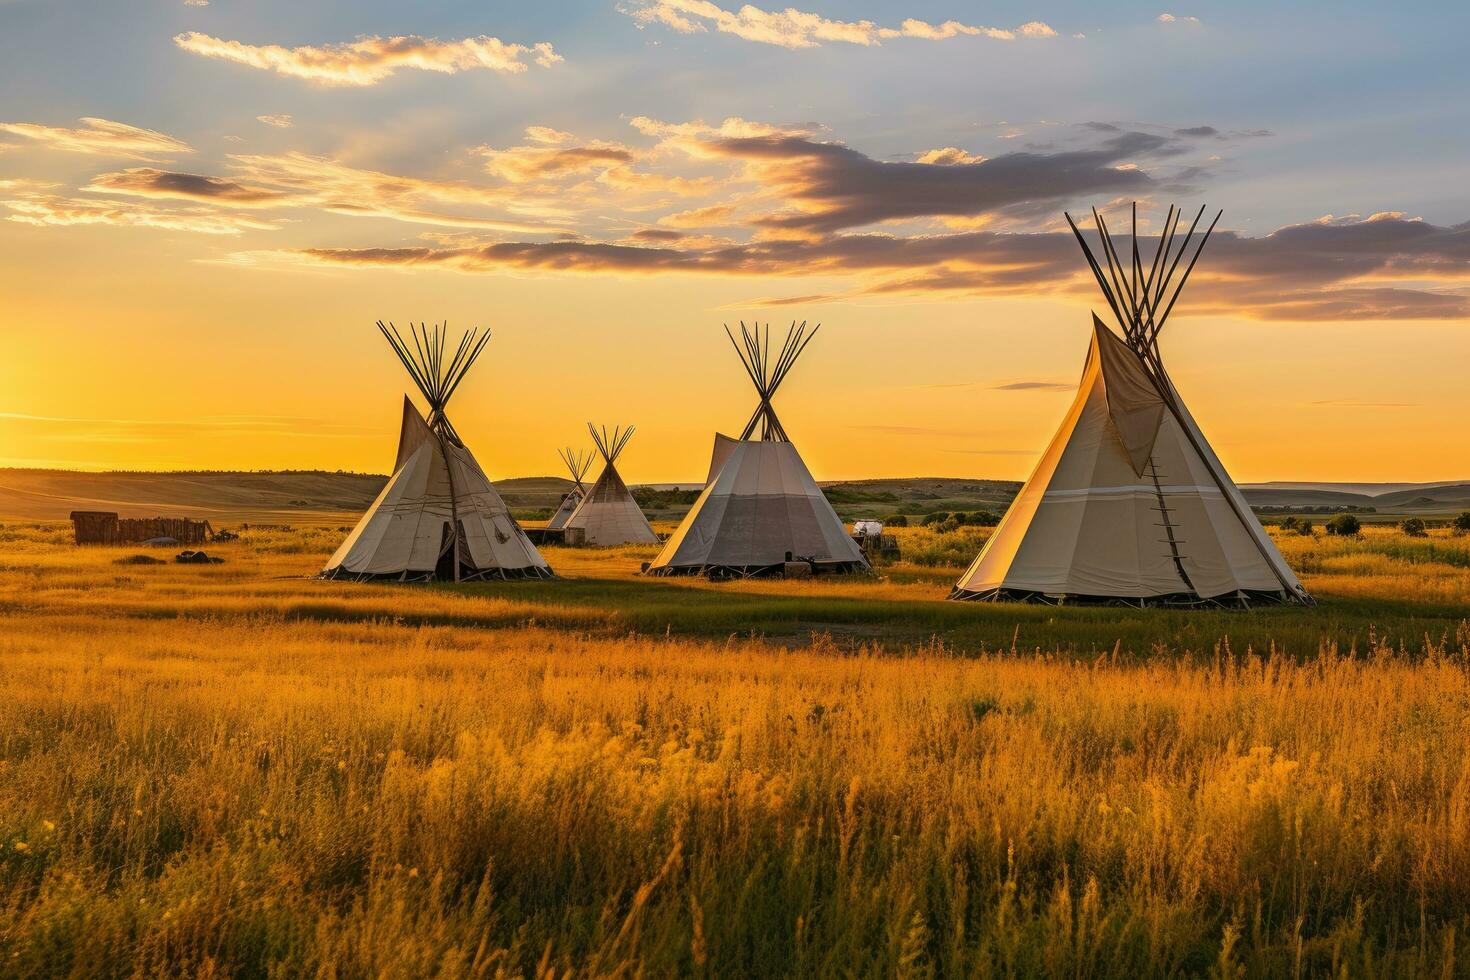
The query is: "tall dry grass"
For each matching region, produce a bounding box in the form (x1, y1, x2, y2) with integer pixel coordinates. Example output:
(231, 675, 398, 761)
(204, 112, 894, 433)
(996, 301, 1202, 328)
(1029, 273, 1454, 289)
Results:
(1, 523, 1470, 975)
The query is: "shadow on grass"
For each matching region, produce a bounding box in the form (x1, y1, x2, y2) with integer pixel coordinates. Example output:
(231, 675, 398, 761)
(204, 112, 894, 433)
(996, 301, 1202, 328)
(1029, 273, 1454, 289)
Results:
(451, 573, 1470, 659)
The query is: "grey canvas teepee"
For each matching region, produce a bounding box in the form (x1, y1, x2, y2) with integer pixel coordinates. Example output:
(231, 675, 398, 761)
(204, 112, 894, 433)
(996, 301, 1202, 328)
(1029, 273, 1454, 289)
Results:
(562, 424, 658, 546)
(951, 205, 1312, 607)
(323, 321, 552, 582)
(647, 322, 867, 578)
(546, 446, 591, 531)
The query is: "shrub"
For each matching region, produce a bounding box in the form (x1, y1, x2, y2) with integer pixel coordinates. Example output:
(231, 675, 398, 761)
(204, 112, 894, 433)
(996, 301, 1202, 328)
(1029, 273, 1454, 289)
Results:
(1297, 519, 1315, 536)
(1326, 514, 1362, 537)
(955, 509, 1001, 527)
(882, 514, 909, 528)
(1280, 516, 1300, 532)
(1454, 512, 1470, 533)
(1400, 518, 1428, 538)
(921, 512, 951, 527)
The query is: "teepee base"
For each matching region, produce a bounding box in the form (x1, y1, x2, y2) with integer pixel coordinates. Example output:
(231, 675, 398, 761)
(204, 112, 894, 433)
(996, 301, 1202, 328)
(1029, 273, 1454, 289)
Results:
(647, 559, 870, 580)
(321, 565, 557, 584)
(948, 586, 1313, 609)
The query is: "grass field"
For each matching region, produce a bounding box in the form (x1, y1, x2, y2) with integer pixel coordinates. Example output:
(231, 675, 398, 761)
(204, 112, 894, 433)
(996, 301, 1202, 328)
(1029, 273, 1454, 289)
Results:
(3, 521, 1470, 976)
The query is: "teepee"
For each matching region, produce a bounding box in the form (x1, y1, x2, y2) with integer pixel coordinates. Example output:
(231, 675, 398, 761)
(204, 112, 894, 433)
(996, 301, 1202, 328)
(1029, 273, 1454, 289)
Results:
(952, 205, 1312, 607)
(546, 446, 592, 531)
(562, 424, 659, 546)
(647, 322, 868, 577)
(323, 321, 553, 582)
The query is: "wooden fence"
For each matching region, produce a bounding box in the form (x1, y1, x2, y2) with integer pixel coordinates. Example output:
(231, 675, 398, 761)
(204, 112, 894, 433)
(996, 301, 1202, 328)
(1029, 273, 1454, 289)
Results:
(70, 511, 214, 545)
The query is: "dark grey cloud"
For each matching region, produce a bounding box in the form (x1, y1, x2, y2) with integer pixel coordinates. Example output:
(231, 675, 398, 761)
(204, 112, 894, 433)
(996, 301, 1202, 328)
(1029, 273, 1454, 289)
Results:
(1175, 126, 1219, 137)
(291, 211, 1470, 321)
(704, 130, 1174, 234)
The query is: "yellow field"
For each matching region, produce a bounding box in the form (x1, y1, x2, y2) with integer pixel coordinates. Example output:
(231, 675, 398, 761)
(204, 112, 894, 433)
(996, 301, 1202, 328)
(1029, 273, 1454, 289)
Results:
(2, 523, 1470, 976)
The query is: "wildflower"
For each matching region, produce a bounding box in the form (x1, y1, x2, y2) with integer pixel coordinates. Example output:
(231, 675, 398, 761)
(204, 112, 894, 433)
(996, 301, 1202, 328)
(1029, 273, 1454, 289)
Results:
(41, 820, 55, 833)
(13, 841, 27, 852)
(408, 867, 419, 878)
(337, 760, 347, 770)
(133, 808, 143, 817)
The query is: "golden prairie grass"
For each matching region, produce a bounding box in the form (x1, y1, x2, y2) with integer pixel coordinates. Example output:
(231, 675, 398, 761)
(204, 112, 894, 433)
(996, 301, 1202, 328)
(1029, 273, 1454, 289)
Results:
(1, 522, 1469, 976)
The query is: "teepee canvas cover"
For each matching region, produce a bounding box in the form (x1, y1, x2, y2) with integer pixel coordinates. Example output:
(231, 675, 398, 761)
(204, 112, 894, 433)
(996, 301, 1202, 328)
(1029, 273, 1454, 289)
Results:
(952, 205, 1311, 607)
(546, 447, 591, 531)
(562, 424, 658, 545)
(647, 322, 867, 577)
(323, 322, 552, 582)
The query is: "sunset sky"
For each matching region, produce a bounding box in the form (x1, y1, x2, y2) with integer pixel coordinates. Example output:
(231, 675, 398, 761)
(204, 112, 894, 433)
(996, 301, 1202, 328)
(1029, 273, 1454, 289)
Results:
(3, 0, 1469, 483)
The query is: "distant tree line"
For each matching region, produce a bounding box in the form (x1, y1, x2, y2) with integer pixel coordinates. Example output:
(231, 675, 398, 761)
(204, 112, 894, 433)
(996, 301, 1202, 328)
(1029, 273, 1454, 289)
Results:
(633, 487, 702, 509)
(1255, 504, 1378, 514)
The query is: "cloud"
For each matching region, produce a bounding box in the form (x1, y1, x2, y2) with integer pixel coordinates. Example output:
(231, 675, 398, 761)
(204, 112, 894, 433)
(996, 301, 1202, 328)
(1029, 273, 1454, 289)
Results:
(86, 168, 297, 206)
(225, 151, 571, 231)
(183, 0, 209, 6)
(0, 117, 192, 159)
(256, 114, 294, 129)
(916, 147, 987, 165)
(478, 134, 636, 183)
(2, 194, 278, 235)
(173, 32, 562, 86)
(698, 129, 1169, 234)
(623, 1, 1057, 49)
(1158, 13, 1201, 24)
(659, 203, 739, 228)
(266, 211, 1470, 321)
(993, 381, 1076, 391)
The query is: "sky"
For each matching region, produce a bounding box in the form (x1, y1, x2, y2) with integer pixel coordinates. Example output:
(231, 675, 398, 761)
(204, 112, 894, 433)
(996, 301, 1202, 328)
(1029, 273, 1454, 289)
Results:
(2, 0, 1469, 483)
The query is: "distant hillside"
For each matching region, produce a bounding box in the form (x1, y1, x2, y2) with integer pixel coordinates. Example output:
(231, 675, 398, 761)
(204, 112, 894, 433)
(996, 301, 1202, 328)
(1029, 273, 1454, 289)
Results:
(3, 469, 1468, 524)
(1239, 481, 1470, 516)
(0, 469, 583, 524)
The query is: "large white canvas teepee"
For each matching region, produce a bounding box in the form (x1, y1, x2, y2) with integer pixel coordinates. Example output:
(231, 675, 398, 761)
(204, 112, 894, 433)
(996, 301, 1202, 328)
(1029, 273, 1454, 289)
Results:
(323, 322, 552, 582)
(952, 205, 1312, 607)
(562, 424, 658, 546)
(546, 447, 591, 531)
(647, 322, 868, 578)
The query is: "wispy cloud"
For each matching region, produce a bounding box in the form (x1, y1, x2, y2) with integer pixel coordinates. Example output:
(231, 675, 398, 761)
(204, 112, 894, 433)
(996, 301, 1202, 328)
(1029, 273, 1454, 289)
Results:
(86, 168, 297, 206)
(173, 32, 562, 86)
(268, 210, 1470, 322)
(0, 117, 192, 159)
(256, 114, 294, 129)
(623, 1, 1057, 48)
(993, 381, 1076, 391)
(1157, 13, 1202, 25)
(2, 194, 277, 235)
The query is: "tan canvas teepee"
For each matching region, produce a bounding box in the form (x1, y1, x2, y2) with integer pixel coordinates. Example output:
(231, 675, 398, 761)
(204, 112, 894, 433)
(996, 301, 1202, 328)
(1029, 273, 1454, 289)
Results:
(952, 205, 1312, 608)
(323, 322, 552, 583)
(647, 322, 867, 578)
(562, 424, 658, 546)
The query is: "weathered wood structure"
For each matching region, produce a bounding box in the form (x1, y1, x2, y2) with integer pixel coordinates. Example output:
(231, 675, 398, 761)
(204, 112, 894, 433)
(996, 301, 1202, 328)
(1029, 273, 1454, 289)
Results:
(70, 511, 213, 545)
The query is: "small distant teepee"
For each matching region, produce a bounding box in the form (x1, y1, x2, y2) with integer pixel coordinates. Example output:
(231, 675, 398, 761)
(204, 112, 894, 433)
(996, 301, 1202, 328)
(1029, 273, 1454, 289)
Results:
(647, 322, 868, 577)
(562, 424, 658, 546)
(951, 205, 1312, 607)
(546, 446, 592, 531)
(323, 321, 553, 582)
